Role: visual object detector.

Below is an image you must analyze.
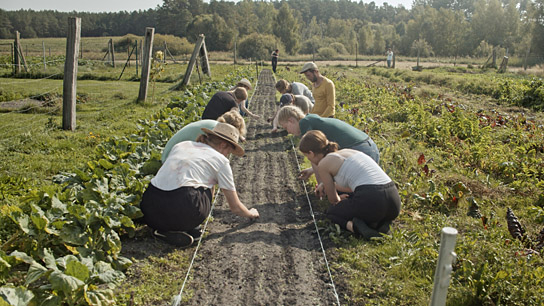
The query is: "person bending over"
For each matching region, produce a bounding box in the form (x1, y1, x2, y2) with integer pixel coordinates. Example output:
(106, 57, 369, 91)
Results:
(275, 79, 315, 104)
(270, 93, 313, 133)
(140, 123, 259, 247)
(161, 109, 247, 163)
(202, 87, 259, 120)
(277, 105, 380, 180)
(299, 130, 400, 239)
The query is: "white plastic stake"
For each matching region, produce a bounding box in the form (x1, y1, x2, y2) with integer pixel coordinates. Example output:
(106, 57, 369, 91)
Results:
(430, 227, 458, 306)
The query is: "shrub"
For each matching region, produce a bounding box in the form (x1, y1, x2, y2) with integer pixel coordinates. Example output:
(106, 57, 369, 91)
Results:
(330, 42, 348, 54)
(238, 33, 282, 61)
(318, 47, 337, 60)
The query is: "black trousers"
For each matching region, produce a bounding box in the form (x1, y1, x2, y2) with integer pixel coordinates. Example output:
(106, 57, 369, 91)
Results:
(326, 181, 401, 230)
(140, 184, 212, 232)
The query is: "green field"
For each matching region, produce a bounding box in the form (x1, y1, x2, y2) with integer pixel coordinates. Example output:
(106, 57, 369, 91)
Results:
(0, 56, 543, 304)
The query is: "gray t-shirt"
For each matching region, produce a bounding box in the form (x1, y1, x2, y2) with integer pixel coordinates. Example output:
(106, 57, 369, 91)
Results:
(291, 82, 315, 104)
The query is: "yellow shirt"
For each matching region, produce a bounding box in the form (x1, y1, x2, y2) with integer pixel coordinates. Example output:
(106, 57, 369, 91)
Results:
(310, 77, 335, 117)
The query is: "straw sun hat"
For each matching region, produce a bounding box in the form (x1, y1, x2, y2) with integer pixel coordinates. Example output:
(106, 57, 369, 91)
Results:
(236, 78, 252, 90)
(201, 123, 244, 156)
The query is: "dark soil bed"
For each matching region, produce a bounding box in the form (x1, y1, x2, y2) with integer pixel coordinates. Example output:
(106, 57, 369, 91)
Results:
(120, 69, 342, 305)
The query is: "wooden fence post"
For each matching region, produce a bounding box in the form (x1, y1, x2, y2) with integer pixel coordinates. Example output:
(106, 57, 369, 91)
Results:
(199, 36, 210, 76)
(62, 17, 81, 131)
(138, 27, 155, 102)
(355, 41, 358, 67)
(177, 34, 206, 89)
(108, 38, 116, 67)
(14, 31, 21, 73)
(234, 40, 237, 65)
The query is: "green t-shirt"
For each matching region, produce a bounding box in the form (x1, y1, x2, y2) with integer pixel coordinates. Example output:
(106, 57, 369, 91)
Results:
(299, 114, 369, 149)
(161, 120, 218, 162)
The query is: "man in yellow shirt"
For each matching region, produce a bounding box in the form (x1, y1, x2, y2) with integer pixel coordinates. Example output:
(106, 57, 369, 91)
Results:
(299, 62, 335, 118)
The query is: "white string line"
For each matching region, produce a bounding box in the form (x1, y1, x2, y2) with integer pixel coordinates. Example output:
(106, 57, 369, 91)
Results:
(171, 187, 220, 306)
(172, 75, 260, 306)
(289, 137, 341, 306)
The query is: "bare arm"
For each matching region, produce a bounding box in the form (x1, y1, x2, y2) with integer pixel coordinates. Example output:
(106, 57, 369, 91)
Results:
(317, 166, 341, 204)
(271, 109, 281, 132)
(222, 189, 259, 219)
(240, 101, 260, 119)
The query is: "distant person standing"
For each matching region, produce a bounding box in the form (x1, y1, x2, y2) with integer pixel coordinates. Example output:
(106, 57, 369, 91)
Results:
(271, 49, 279, 73)
(386, 48, 393, 68)
(300, 62, 335, 118)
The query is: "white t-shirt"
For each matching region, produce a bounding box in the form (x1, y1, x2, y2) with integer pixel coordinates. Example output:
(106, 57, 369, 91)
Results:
(151, 141, 236, 191)
(330, 151, 391, 191)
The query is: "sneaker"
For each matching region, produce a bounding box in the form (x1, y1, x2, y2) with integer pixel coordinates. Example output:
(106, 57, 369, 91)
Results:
(352, 218, 381, 240)
(153, 230, 193, 248)
(187, 226, 202, 242)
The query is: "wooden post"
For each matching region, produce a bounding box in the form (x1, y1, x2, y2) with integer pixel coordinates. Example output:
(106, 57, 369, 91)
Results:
(523, 47, 530, 71)
(177, 34, 205, 89)
(138, 27, 155, 102)
(14, 31, 21, 73)
(199, 36, 210, 76)
(163, 41, 167, 63)
(109, 38, 116, 67)
(42, 41, 46, 71)
(62, 17, 81, 131)
(355, 41, 358, 67)
(492, 48, 496, 68)
(234, 40, 237, 65)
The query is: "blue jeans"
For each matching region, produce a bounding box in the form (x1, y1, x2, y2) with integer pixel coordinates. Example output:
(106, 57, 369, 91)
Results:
(349, 138, 380, 165)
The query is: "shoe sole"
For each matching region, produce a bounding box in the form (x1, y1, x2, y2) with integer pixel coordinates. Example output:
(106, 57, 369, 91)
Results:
(153, 230, 194, 248)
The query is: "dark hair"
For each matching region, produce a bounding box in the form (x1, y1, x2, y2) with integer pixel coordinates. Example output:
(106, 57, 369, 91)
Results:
(299, 130, 338, 155)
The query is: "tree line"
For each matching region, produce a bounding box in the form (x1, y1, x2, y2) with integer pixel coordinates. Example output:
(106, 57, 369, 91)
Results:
(1, 0, 543, 60)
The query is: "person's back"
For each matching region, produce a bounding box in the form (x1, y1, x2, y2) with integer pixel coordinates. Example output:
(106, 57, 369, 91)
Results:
(299, 114, 368, 149)
(293, 95, 313, 114)
(161, 120, 218, 162)
(202, 91, 237, 120)
(291, 82, 315, 104)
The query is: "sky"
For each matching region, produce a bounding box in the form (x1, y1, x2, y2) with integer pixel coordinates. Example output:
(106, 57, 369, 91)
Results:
(0, 0, 412, 13)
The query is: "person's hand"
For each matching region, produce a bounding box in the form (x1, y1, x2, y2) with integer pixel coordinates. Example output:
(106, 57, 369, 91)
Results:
(315, 183, 325, 199)
(248, 208, 259, 219)
(271, 128, 278, 133)
(251, 114, 261, 120)
(239, 135, 246, 143)
(339, 193, 350, 201)
(298, 168, 314, 180)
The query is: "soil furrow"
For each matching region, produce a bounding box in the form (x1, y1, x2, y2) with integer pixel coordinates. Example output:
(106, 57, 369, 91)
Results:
(185, 69, 338, 305)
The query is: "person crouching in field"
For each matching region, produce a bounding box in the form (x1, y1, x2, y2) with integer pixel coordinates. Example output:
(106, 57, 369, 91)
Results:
(298, 130, 401, 239)
(161, 109, 247, 163)
(275, 79, 315, 104)
(277, 105, 380, 180)
(270, 93, 313, 133)
(140, 123, 259, 247)
(202, 87, 260, 120)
